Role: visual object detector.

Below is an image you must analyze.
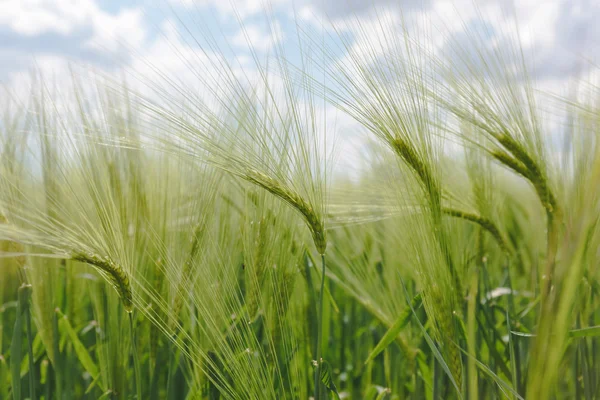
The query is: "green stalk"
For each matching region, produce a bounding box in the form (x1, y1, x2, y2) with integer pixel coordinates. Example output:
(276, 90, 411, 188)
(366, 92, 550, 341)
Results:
(25, 300, 36, 400)
(0, 356, 6, 400)
(52, 312, 63, 400)
(314, 254, 326, 400)
(467, 256, 479, 400)
(10, 292, 23, 400)
(11, 284, 32, 400)
(129, 312, 142, 400)
(166, 339, 175, 400)
(0, 279, 5, 400)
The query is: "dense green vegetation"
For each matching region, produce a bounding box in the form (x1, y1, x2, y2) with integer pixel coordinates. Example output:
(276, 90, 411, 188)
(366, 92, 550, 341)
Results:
(1, 4, 599, 399)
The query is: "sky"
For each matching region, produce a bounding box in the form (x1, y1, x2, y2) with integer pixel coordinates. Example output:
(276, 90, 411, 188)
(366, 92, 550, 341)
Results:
(0, 0, 598, 174)
(1, 0, 597, 88)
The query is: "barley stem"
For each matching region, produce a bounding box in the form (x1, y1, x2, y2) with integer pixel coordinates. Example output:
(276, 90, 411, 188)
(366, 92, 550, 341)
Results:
(11, 284, 32, 400)
(25, 299, 36, 400)
(51, 312, 63, 400)
(314, 254, 326, 400)
(129, 312, 142, 400)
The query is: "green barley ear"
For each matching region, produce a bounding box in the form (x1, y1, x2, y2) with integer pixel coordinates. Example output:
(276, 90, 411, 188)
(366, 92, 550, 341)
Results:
(245, 169, 327, 255)
(431, 16, 562, 269)
(490, 139, 561, 299)
(71, 253, 133, 313)
(244, 213, 269, 320)
(491, 145, 559, 227)
(490, 150, 531, 180)
(425, 284, 462, 388)
(392, 137, 511, 254)
(441, 208, 509, 254)
(494, 135, 559, 219)
(390, 138, 438, 204)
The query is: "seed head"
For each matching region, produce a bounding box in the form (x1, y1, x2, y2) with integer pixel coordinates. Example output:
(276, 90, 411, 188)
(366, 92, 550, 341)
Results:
(72, 253, 133, 312)
(245, 169, 327, 254)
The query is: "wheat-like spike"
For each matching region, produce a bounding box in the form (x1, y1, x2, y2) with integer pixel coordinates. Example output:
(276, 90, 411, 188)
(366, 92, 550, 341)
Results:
(430, 289, 462, 388)
(492, 137, 561, 298)
(491, 150, 532, 179)
(495, 134, 541, 177)
(391, 137, 508, 257)
(442, 208, 509, 254)
(246, 216, 269, 319)
(272, 269, 297, 349)
(245, 169, 326, 255)
(169, 217, 209, 329)
(495, 135, 558, 217)
(390, 138, 465, 295)
(276, 270, 296, 319)
(440, 322, 462, 387)
(447, 335, 463, 389)
(72, 253, 133, 312)
(391, 138, 440, 209)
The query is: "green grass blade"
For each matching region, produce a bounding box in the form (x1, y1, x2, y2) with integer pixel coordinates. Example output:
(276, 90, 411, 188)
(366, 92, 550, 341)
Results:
(375, 387, 392, 400)
(399, 278, 463, 399)
(0, 354, 8, 400)
(24, 296, 35, 400)
(97, 390, 115, 399)
(568, 326, 600, 339)
(51, 310, 63, 399)
(477, 316, 512, 378)
(129, 312, 142, 400)
(467, 268, 478, 400)
(416, 352, 433, 400)
(506, 310, 519, 399)
(10, 284, 31, 400)
(510, 331, 536, 338)
(457, 343, 525, 400)
(55, 309, 104, 392)
(319, 360, 340, 400)
(364, 293, 422, 365)
(511, 326, 600, 340)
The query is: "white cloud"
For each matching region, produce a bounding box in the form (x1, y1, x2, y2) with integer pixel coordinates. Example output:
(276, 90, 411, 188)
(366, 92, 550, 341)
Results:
(85, 8, 147, 53)
(0, 0, 90, 36)
(4, 0, 597, 122)
(231, 21, 284, 53)
(0, 0, 147, 54)
(4, 55, 79, 108)
(513, 0, 560, 48)
(125, 19, 239, 110)
(169, 0, 289, 19)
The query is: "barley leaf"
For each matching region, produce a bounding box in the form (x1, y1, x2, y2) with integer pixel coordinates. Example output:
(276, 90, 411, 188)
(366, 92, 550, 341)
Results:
(319, 360, 340, 400)
(365, 293, 422, 365)
(55, 309, 104, 392)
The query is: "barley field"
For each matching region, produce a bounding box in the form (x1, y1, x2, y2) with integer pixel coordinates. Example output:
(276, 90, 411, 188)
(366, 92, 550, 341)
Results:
(0, 1, 599, 399)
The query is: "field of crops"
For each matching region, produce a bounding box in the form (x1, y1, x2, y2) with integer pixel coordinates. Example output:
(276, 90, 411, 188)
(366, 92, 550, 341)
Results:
(0, 2, 599, 399)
